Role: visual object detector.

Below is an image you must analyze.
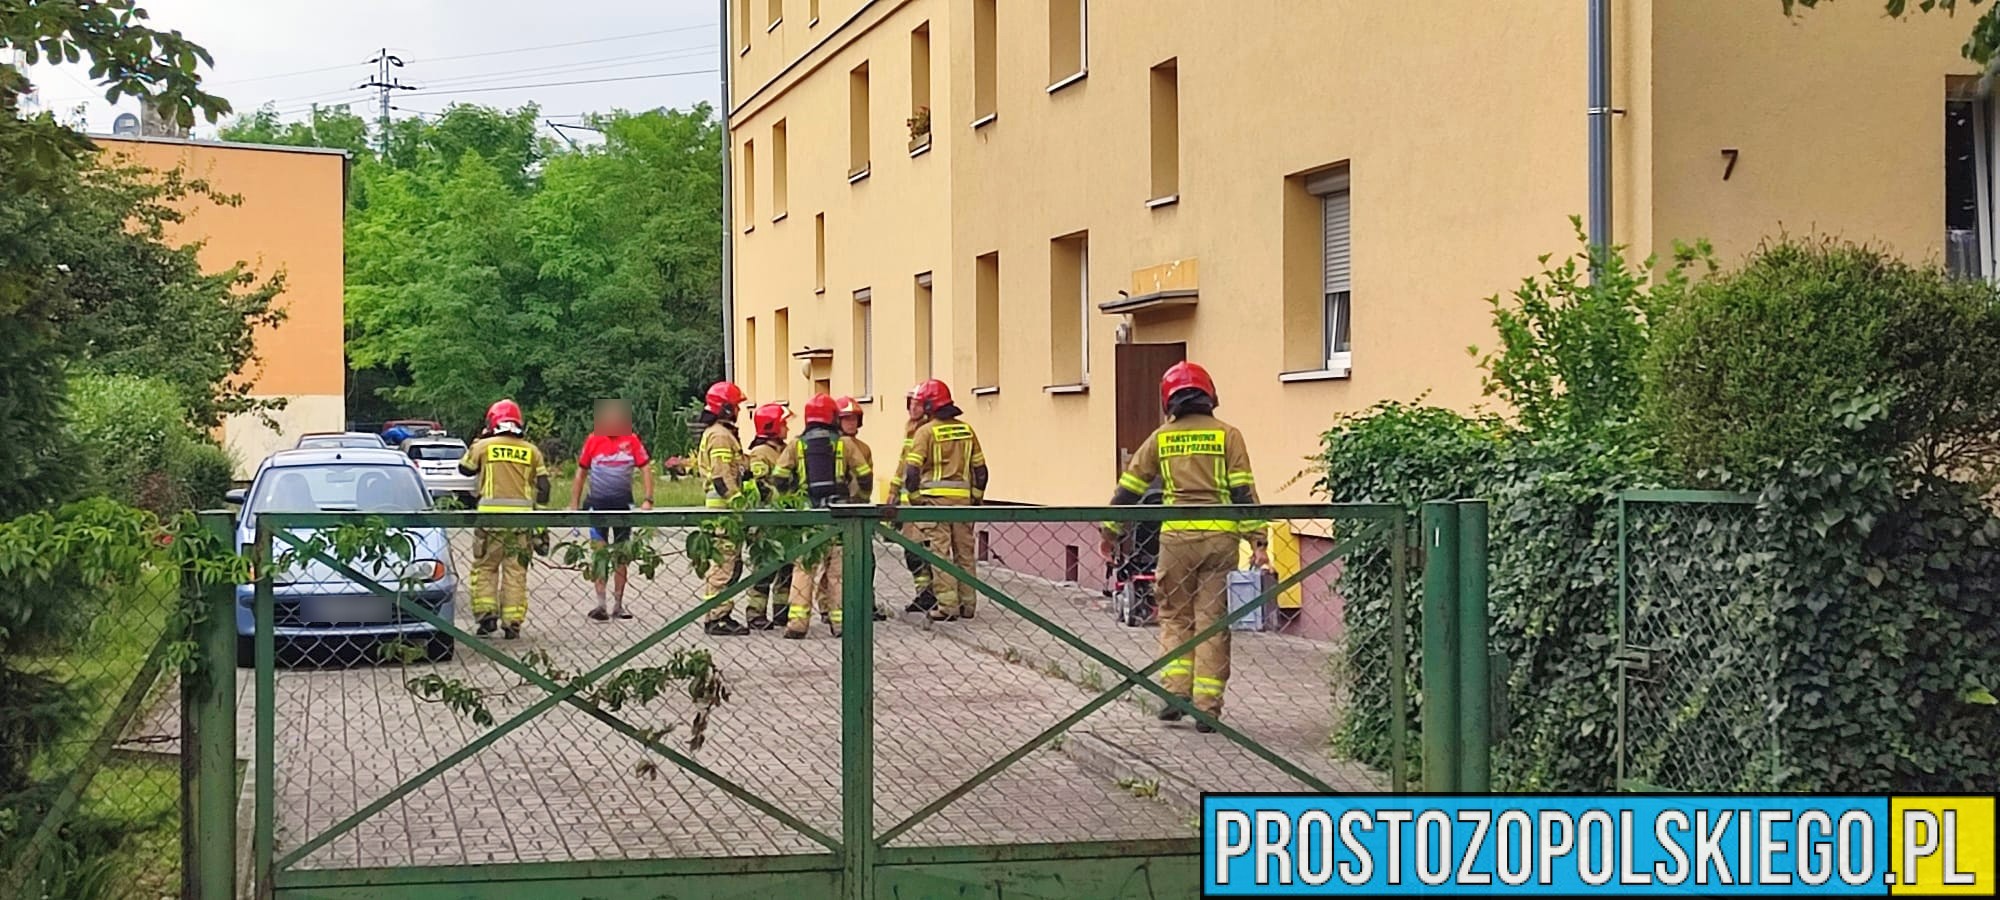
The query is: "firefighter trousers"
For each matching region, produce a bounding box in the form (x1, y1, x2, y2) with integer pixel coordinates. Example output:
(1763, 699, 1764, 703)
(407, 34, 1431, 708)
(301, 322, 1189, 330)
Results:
(902, 521, 933, 601)
(1155, 532, 1240, 717)
(701, 534, 744, 621)
(470, 528, 533, 626)
(913, 498, 976, 616)
(785, 541, 844, 636)
(748, 560, 794, 620)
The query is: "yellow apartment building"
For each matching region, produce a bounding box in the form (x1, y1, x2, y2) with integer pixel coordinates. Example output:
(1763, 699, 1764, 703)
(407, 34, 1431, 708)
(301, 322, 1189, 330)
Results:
(96, 135, 349, 476)
(727, 0, 1980, 505)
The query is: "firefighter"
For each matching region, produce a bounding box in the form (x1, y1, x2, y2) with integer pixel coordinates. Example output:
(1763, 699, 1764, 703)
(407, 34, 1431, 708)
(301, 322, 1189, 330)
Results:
(770, 394, 872, 638)
(1099, 362, 1267, 731)
(892, 380, 987, 621)
(836, 395, 889, 621)
(696, 381, 754, 636)
(899, 386, 935, 612)
(457, 399, 551, 640)
(742, 402, 794, 630)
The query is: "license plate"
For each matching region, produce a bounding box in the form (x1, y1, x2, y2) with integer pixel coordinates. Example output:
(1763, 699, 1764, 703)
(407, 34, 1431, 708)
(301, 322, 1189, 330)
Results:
(302, 595, 395, 624)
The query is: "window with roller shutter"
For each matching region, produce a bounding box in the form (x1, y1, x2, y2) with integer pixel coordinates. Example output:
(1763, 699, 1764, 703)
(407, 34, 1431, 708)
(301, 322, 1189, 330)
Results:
(1308, 166, 1353, 369)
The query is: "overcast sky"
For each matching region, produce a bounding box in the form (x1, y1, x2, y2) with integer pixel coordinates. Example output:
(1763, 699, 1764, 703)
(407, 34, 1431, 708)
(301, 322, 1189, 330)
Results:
(25, 0, 724, 138)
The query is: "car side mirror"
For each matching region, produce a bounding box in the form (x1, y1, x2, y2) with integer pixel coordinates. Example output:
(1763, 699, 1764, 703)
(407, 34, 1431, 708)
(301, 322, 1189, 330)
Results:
(225, 488, 248, 505)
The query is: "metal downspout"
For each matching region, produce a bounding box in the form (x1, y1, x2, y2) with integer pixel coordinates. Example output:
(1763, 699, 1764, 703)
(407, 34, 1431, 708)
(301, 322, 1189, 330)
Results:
(1588, 0, 1614, 272)
(720, 0, 737, 382)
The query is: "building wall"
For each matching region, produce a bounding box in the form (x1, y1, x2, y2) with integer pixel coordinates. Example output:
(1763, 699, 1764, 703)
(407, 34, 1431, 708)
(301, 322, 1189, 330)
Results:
(731, 0, 954, 465)
(96, 136, 348, 476)
(1647, 0, 1976, 267)
(732, 0, 1976, 506)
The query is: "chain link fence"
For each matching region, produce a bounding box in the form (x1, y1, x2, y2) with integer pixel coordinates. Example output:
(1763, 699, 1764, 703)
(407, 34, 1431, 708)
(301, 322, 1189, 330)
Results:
(3, 564, 186, 899)
(233, 503, 1408, 890)
(1617, 492, 1780, 793)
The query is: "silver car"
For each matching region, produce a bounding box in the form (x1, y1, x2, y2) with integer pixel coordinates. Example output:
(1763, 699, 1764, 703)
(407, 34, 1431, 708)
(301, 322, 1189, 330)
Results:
(402, 437, 476, 503)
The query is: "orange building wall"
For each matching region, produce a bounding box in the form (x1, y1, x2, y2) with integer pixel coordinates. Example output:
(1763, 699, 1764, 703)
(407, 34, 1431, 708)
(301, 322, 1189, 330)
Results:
(95, 136, 348, 472)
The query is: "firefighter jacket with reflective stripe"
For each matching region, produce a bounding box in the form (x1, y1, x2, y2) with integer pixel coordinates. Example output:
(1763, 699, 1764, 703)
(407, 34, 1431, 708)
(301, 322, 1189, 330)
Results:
(897, 419, 925, 503)
(698, 422, 747, 509)
(744, 438, 786, 501)
(901, 417, 987, 501)
(1108, 413, 1259, 533)
(772, 426, 872, 505)
(459, 436, 547, 511)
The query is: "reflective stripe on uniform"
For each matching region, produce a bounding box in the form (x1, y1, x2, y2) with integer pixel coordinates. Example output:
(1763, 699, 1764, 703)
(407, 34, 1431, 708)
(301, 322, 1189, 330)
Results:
(1193, 676, 1226, 697)
(1160, 520, 1242, 533)
(1118, 472, 1149, 494)
(1225, 470, 1256, 488)
(789, 604, 810, 620)
(921, 478, 972, 499)
(476, 499, 535, 511)
(829, 608, 844, 624)
(1162, 658, 1193, 678)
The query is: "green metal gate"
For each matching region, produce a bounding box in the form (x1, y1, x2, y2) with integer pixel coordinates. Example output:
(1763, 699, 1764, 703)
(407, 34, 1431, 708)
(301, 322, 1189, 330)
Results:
(182, 501, 1485, 898)
(1614, 489, 1779, 793)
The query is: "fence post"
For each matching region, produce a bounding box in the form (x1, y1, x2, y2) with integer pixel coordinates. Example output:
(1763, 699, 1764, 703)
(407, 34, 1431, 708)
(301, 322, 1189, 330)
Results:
(187, 511, 239, 900)
(1419, 501, 1460, 793)
(836, 511, 876, 899)
(1455, 500, 1491, 792)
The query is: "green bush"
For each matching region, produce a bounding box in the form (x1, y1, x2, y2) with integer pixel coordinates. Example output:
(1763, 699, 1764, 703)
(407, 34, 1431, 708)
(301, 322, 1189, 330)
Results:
(1319, 233, 2000, 793)
(63, 374, 237, 514)
(1646, 239, 2000, 481)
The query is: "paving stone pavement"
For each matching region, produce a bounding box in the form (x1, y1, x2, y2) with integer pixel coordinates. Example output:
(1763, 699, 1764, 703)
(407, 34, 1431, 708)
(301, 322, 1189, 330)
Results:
(179, 523, 1386, 871)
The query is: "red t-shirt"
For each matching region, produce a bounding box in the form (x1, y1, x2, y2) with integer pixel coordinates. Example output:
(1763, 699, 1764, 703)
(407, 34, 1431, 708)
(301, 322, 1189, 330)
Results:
(577, 433, 650, 506)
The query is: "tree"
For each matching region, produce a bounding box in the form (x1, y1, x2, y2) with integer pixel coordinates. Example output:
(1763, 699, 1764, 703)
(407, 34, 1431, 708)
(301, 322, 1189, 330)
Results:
(341, 104, 723, 445)
(1784, 0, 2000, 65)
(219, 102, 370, 156)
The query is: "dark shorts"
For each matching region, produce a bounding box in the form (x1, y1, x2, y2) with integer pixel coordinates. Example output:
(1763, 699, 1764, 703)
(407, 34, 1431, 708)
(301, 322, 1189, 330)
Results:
(583, 497, 633, 543)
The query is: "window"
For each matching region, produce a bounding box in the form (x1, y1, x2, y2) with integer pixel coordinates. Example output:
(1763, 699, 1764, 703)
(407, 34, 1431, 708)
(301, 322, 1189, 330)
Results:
(772, 307, 791, 402)
(814, 213, 827, 292)
(771, 120, 788, 220)
(1048, 0, 1087, 90)
(1946, 80, 1994, 278)
(853, 289, 875, 398)
(736, 0, 752, 52)
(1149, 59, 1179, 204)
(849, 62, 871, 180)
(768, 0, 783, 30)
(973, 0, 997, 124)
(975, 252, 1000, 388)
(743, 316, 759, 399)
(1049, 232, 1090, 387)
(914, 272, 935, 379)
(1283, 163, 1352, 376)
(910, 23, 933, 151)
(740, 139, 756, 230)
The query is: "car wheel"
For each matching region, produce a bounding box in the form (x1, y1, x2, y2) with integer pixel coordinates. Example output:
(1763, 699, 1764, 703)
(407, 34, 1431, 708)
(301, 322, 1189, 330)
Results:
(425, 634, 455, 662)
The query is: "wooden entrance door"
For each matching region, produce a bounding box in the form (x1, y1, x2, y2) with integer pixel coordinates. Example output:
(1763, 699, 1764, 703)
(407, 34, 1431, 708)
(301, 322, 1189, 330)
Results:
(1114, 342, 1187, 475)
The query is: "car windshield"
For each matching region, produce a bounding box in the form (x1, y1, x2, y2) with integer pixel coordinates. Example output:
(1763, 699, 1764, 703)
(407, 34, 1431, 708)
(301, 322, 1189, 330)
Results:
(408, 444, 464, 461)
(249, 464, 430, 513)
(299, 436, 384, 449)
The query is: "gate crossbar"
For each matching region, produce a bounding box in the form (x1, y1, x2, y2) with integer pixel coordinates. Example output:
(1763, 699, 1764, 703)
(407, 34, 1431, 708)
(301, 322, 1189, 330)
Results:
(873, 517, 1385, 845)
(264, 525, 841, 872)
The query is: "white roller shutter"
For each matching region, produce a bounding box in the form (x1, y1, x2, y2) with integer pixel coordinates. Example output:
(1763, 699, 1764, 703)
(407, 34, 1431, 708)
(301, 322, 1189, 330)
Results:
(1323, 189, 1351, 295)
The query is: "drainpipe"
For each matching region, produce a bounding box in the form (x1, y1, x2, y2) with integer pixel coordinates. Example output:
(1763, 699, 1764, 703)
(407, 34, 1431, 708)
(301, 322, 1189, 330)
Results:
(719, 0, 737, 382)
(1587, 0, 1614, 272)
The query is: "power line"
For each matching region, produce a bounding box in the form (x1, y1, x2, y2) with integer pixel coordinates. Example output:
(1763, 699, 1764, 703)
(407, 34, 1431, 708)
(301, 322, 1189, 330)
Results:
(416, 44, 716, 88)
(401, 68, 717, 98)
(207, 59, 373, 88)
(412, 24, 716, 65)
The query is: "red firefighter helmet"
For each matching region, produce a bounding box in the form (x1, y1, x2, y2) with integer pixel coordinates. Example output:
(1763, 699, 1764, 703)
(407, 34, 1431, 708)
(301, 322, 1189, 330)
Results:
(751, 403, 791, 439)
(704, 381, 748, 417)
(912, 379, 953, 414)
(485, 398, 524, 434)
(834, 395, 864, 425)
(803, 394, 840, 427)
(1159, 361, 1218, 413)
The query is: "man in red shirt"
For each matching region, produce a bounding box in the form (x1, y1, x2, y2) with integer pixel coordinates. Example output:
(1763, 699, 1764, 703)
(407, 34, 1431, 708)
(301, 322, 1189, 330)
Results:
(570, 399, 655, 620)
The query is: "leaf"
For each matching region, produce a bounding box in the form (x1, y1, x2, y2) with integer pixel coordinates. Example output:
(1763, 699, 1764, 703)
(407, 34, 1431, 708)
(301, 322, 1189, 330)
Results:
(1963, 687, 1998, 706)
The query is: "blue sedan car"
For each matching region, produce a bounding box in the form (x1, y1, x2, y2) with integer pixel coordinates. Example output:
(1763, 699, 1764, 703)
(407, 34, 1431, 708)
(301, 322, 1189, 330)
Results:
(228, 448, 459, 666)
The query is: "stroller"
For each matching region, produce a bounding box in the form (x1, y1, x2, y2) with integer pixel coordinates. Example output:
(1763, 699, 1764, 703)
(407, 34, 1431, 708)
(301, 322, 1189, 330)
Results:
(1108, 482, 1164, 627)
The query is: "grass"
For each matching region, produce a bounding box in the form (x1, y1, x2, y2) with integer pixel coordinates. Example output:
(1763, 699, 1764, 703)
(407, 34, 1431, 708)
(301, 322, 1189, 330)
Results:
(21, 567, 177, 780)
(543, 463, 706, 511)
(77, 756, 183, 898)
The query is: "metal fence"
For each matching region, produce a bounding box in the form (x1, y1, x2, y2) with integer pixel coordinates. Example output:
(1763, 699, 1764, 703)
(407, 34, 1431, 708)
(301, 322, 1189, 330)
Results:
(180, 501, 1460, 898)
(1615, 489, 1779, 793)
(2, 564, 186, 899)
